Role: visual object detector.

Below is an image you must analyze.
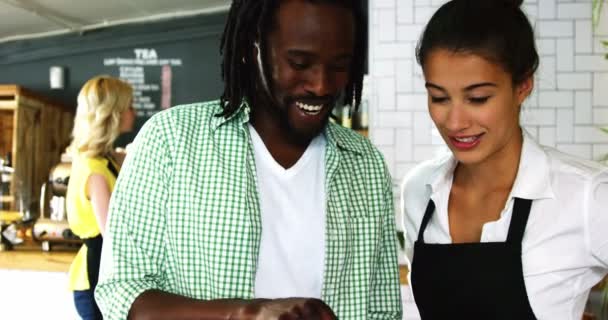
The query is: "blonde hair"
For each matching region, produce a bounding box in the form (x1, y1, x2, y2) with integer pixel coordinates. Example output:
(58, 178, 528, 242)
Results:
(69, 75, 133, 158)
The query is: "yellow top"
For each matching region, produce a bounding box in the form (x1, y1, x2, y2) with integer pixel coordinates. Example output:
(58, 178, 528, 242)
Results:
(66, 154, 119, 290)
(0, 210, 22, 223)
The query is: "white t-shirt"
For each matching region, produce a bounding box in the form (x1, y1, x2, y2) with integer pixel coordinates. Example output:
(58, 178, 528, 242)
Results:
(249, 124, 326, 299)
(401, 131, 608, 320)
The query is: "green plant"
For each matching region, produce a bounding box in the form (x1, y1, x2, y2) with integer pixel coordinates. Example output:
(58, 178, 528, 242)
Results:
(396, 231, 405, 251)
(595, 5, 608, 319)
(601, 127, 608, 165)
(603, 286, 608, 320)
(600, 6, 608, 166)
(584, 4, 608, 318)
(594, 0, 606, 29)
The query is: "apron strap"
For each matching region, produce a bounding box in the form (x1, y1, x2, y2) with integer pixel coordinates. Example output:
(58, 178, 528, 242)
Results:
(418, 198, 533, 244)
(417, 199, 436, 243)
(506, 197, 533, 244)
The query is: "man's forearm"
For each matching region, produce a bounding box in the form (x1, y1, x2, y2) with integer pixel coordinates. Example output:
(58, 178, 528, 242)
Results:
(128, 290, 260, 320)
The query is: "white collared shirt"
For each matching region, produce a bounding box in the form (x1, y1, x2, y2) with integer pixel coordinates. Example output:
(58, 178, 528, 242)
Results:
(401, 131, 608, 320)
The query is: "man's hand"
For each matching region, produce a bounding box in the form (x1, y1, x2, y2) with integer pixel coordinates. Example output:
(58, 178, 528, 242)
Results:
(126, 291, 336, 320)
(239, 298, 337, 320)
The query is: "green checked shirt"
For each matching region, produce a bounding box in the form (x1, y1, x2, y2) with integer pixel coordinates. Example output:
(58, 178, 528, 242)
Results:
(95, 100, 402, 320)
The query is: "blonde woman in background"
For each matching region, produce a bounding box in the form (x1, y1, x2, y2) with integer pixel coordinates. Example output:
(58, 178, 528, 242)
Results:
(66, 75, 135, 320)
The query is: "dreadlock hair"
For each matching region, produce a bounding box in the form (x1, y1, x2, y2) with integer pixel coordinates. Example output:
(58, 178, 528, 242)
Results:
(219, 0, 368, 118)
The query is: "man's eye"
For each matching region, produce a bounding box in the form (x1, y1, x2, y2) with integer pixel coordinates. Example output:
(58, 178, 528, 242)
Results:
(329, 65, 350, 72)
(289, 60, 309, 70)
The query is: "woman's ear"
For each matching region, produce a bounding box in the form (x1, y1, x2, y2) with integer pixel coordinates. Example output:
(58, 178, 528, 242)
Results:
(516, 76, 534, 106)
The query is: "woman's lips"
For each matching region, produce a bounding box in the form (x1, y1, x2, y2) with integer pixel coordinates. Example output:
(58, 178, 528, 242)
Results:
(449, 133, 484, 150)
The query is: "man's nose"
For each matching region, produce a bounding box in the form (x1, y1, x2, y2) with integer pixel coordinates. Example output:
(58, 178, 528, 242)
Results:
(305, 67, 335, 97)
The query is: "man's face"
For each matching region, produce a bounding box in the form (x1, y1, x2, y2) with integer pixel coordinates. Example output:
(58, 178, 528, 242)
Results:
(260, 0, 355, 141)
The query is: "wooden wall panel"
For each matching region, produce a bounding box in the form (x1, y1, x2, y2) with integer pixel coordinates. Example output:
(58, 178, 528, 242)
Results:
(0, 85, 73, 214)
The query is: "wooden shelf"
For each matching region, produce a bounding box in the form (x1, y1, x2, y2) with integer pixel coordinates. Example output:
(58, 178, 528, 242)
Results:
(0, 85, 73, 214)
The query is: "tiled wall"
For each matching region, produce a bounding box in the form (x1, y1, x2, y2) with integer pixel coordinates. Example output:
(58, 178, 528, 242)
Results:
(369, 0, 608, 189)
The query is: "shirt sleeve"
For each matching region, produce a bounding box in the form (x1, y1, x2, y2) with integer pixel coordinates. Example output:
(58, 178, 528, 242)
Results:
(95, 114, 172, 320)
(368, 161, 403, 320)
(588, 170, 608, 268)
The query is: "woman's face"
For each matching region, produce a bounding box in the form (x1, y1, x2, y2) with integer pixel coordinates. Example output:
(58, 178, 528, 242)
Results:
(119, 99, 136, 133)
(422, 49, 533, 166)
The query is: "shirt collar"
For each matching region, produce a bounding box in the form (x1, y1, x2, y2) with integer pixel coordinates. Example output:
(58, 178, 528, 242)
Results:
(510, 130, 554, 200)
(427, 152, 458, 194)
(324, 123, 366, 155)
(211, 99, 251, 131)
(426, 130, 554, 201)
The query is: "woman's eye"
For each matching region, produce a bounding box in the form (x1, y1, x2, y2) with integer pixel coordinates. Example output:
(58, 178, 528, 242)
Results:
(469, 96, 490, 104)
(431, 96, 448, 104)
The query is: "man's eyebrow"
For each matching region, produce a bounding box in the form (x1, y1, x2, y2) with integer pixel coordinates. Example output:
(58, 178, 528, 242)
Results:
(286, 49, 315, 57)
(285, 50, 353, 60)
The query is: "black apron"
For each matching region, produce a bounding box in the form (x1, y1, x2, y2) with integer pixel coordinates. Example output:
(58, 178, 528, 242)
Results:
(410, 197, 537, 319)
(82, 157, 118, 289)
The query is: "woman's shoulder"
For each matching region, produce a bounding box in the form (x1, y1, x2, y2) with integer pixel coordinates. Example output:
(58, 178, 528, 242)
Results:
(72, 154, 111, 174)
(542, 145, 608, 184)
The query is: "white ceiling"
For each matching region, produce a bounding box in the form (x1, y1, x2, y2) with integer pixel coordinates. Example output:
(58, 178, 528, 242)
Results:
(0, 0, 231, 43)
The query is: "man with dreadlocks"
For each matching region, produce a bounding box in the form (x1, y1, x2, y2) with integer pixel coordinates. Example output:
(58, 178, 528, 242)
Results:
(95, 0, 402, 319)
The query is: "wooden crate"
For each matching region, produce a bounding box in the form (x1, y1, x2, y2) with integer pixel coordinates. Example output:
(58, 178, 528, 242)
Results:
(0, 85, 73, 214)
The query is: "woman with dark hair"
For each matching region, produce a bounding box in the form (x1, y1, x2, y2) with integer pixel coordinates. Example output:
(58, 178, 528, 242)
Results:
(400, 0, 608, 319)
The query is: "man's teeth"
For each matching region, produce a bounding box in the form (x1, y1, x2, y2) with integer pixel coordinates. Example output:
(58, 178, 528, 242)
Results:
(296, 102, 323, 113)
(454, 136, 478, 143)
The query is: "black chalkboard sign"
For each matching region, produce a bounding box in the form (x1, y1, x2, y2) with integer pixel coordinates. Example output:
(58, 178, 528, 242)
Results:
(0, 1, 369, 147)
(0, 12, 228, 147)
